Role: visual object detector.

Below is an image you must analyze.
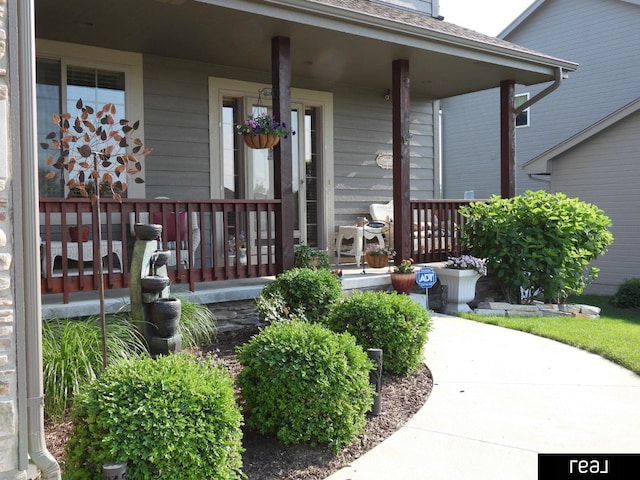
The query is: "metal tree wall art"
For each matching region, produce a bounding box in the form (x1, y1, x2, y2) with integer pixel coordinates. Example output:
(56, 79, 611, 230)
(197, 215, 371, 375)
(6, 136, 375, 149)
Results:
(41, 98, 152, 367)
(41, 99, 150, 202)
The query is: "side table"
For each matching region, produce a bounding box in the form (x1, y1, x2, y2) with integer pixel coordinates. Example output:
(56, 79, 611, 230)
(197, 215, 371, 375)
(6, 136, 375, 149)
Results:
(336, 225, 385, 267)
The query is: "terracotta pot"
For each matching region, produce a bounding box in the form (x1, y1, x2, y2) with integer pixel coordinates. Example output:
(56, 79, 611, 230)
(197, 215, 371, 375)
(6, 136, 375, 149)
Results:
(68, 225, 90, 242)
(366, 253, 388, 269)
(243, 133, 280, 149)
(150, 297, 182, 338)
(390, 273, 416, 295)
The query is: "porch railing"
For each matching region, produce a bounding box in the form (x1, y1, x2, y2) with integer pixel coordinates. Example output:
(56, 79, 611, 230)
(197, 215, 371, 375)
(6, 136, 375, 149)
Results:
(39, 198, 477, 303)
(40, 198, 280, 303)
(410, 200, 475, 263)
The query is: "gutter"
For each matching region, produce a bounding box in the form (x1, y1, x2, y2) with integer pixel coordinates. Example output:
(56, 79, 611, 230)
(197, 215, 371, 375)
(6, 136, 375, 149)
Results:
(16, 0, 61, 477)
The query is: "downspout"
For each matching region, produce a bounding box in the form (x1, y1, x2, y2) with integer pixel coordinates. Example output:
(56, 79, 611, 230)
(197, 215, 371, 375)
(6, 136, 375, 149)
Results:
(515, 67, 567, 115)
(517, 68, 566, 187)
(15, 0, 61, 477)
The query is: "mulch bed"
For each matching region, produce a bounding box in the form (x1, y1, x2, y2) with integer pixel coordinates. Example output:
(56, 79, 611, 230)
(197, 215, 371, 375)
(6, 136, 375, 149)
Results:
(45, 325, 433, 479)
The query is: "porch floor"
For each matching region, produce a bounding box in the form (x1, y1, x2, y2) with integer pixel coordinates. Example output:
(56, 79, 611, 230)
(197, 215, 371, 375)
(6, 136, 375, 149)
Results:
(41, 262, 444, 319)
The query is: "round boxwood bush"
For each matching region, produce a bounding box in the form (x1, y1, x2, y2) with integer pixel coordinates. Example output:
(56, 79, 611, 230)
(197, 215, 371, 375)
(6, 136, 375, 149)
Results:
(611, 278, 640, 308)
(325, 291, 430, 375)
(237, 320, 374, 451)
(256, 267, 343, 322)
(64, 354, 244, 480)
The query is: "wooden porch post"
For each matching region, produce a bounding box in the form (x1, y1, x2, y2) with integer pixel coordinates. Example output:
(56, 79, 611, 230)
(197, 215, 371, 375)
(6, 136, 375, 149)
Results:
(272, 36, 295, 272)
(500, 80, 516, 198)
(392, 59, 411, 265)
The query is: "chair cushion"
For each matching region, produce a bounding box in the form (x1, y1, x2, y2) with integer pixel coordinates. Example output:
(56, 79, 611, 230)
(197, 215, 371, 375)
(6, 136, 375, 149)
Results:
(151, 211, 187, 242)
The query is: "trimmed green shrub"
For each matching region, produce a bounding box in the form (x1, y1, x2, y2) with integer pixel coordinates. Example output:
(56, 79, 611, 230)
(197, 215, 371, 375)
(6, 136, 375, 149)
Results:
(237, 320, 374, 451)
(64, 353, 243, 480)
(460, 190, 614, 303)
(325, 291, 430, 375)
(42, 315, 147, 419)
(611, 278, 640, 309)
(256, 268, 343, 322)
(178, 297, 217, 348)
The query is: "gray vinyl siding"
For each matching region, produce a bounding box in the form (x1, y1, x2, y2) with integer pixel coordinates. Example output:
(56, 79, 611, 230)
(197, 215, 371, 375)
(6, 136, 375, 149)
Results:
(550, 110, 640, 295)
(143, 55, 213, 199)
(332, 86, 436, 227)
(142, 55, 436, 229)
(441, 0, 640, 198)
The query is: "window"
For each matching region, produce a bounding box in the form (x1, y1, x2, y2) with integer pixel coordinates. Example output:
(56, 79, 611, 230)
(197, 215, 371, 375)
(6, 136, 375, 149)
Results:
(36, 60, 127, 197)
(515, 93, 530, 127)
(35, 41, 144, 197)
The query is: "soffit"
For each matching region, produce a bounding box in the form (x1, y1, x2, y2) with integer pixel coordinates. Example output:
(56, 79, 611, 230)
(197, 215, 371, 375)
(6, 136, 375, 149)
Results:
(34, 0, 577, 99)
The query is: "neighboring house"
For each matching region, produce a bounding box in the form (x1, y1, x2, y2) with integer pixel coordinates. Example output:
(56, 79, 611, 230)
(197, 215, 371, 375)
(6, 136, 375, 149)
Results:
(440, 0, 640, 294)
(2, 0, 576, 478)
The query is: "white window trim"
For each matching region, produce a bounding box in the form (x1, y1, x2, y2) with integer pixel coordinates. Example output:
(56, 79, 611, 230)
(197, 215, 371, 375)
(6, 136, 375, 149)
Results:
(515, 92, 530, 128)
(36, 40, 146, 197)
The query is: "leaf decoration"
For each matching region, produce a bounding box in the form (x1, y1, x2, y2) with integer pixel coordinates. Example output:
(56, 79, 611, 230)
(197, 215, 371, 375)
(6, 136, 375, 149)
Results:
(39, 98, 150, 203)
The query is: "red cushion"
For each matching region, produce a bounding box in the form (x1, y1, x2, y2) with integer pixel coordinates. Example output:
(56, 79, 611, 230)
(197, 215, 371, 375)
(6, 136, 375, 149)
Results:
(151, 211, 187, 242)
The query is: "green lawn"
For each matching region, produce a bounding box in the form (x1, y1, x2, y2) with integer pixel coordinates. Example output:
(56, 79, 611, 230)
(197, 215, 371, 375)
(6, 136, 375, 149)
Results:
(462, 295, 640, 375)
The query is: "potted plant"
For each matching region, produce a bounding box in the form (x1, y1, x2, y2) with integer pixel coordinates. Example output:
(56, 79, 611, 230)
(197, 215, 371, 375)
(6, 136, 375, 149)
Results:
(435, 255, 487, 313)
(390, 258, 416, 294)
(365, 244, 394, 269)
(236, 112, 294, 149)
(294, 244, 330, 270)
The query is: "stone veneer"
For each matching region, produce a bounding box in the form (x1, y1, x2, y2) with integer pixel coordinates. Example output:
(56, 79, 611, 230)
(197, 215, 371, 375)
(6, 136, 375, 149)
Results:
(0, 0, 21, 476)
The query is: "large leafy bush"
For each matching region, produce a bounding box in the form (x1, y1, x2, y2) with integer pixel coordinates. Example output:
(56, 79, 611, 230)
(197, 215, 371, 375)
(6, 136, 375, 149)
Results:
(460, 190, 613, 303)
(256, 268, 343, 322)
(64, 354, 244, 480)
(237, 320, 374, 451)
(325, 291, 431, 375)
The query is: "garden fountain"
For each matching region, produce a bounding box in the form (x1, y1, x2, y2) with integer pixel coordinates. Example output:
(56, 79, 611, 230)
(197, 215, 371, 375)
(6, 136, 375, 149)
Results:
(130, 223, 182, 356)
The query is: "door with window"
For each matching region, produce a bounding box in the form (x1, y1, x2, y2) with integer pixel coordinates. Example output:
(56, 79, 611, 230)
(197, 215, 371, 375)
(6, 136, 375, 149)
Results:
(221, 98, 321, 247)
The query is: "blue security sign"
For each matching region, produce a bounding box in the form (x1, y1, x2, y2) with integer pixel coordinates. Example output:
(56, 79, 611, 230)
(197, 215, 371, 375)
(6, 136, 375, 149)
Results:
(416, 267, 437, 289)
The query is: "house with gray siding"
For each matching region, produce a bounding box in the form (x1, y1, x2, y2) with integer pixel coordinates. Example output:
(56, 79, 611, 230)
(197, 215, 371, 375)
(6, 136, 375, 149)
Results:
(440, 0, 640, 294)
(2, 0, 577, 477)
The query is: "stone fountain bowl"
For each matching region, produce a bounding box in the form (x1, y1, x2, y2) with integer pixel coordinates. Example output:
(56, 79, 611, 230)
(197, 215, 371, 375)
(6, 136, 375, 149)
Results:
(152, 250, 172, 268)
(134, 223, 162, 241)
(140, 275, 170, 294)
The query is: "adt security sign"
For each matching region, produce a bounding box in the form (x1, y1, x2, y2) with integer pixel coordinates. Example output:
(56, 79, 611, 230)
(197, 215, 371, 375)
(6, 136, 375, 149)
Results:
(416, 267, 437, 289)
(416, 267, 437, 310)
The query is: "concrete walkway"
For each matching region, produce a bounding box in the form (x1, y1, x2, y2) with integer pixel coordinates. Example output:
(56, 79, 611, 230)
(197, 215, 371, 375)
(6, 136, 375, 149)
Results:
(326, 314, 640, 480)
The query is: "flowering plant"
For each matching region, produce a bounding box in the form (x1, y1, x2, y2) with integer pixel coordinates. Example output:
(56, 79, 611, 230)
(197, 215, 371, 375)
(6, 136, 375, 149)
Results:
(446, 255, 487, 276)
(365, 243, 395, 257)
(393, 258, 415, 274)
(236, 112, 294, 138)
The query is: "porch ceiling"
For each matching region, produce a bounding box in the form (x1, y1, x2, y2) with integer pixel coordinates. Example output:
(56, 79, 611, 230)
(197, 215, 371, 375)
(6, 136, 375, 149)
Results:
(35, 0, 577, 99)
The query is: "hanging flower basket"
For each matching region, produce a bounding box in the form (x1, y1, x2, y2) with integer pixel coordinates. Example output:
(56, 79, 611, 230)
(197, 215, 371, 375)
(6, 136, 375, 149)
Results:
(243, 133, 281, 149)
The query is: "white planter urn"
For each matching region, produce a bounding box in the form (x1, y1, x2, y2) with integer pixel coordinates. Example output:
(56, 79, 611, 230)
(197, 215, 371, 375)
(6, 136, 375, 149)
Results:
(435, 268, 481, 314)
